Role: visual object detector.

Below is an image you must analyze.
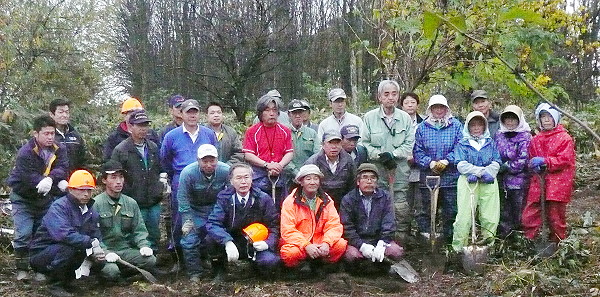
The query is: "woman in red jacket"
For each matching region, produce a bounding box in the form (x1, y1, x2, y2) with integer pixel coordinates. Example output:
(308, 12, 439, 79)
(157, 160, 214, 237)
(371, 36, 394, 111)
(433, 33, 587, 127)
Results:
(522, 103, 575, 243)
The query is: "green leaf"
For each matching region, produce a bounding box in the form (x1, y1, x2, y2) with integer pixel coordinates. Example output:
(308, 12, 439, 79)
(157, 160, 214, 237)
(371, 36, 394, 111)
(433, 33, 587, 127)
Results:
(449, 16, 467, 32)
(498, 7, 546, 26)
(422, 11, 442, 40)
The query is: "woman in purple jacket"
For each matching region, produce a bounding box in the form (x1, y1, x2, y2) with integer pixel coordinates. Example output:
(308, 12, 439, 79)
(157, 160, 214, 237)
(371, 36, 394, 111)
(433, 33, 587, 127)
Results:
(494, 105, 531, 238)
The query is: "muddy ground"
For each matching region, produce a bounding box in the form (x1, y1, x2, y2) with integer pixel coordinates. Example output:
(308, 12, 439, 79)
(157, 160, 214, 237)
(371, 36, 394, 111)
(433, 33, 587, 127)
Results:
(0, 170, 599, 296)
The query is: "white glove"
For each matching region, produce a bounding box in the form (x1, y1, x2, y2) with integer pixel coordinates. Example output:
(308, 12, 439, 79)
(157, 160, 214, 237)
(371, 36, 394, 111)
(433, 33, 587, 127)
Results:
(439, 160, 449, 166)
(159, 172, 168, 185)
(371, 240, 388, 263)
(105, 252, 120, 263)
(91, 238, 103, 256)
(181, 219, 194, 236)
(429, 161, 437, 169)
(225, 241, 239, 262)
(139, 247, 153, 256)
(36, 177, 53, 195)
(252, 241, 268, 252)
(57, 180, 68, 192)
(359, 243, 375, 259)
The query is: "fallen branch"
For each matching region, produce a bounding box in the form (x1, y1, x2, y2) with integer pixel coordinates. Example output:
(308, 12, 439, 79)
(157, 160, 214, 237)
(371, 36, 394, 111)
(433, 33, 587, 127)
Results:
(434, 13, 600, 144)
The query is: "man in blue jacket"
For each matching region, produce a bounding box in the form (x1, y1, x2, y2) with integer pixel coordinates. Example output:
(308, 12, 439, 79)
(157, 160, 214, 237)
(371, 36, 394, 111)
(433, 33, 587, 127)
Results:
(340, 163, 404, 274)
(160, 99, 218, 270)
(6, 114, 69, 281)
(29, 170, 105, 297)
(206, 163, 280, 281)
(178, 144, 230, 281)
(48, 98, 87, 173)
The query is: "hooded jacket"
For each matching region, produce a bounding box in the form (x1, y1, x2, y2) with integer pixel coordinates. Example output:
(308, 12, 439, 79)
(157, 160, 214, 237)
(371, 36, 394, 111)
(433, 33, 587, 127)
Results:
(455, 111, 502, 177)
(527, 104, 575, 202)
(494, 105, 532, 189)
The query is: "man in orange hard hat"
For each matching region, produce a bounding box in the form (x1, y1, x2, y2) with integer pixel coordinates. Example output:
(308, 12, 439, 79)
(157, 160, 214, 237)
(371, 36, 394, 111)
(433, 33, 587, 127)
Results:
(102, 97, 160, 160)
(30, 170, 106, 297)
(205, 163, 280, 282)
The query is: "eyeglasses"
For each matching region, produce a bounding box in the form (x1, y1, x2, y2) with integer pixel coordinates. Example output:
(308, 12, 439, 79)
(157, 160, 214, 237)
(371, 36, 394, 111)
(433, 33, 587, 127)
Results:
(359, 175, 377, 181)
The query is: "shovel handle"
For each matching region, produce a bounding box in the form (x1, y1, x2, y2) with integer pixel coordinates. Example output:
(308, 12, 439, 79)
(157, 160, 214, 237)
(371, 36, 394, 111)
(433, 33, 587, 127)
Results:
(268, 173, 279, 204)
(425, 176, 441, 191)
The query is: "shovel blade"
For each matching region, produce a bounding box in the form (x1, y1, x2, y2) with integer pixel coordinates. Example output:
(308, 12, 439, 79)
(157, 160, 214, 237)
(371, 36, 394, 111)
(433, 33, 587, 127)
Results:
(390, 260, 419, 283)
(461, 245, 489, 275)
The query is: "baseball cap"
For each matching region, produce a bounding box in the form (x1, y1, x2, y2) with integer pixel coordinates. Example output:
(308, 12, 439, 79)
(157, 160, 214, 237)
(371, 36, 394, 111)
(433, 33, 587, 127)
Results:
(181, 99, 200, 112)
(322, 131, 342, 143)
(168, 95, 186, 108)
(197, 144, 218, 159)
(128, 110, 152, 125)
(470, 90, 488, 101)
(340, 125, 360, 139)
(288, 99, 306, 112)
(327, 88, 347, 102)
(299, 99, 311, 110)
(101, 160, 125, 175)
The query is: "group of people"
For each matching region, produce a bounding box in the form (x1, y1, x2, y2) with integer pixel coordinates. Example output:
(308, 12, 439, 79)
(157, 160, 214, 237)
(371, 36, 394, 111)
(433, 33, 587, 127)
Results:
(5, 79, 575, 296)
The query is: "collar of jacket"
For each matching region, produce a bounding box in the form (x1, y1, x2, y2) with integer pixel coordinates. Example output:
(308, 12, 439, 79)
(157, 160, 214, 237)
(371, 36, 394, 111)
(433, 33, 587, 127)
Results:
(292, 187, 330, 222)
(315, 149, 352, 170)
(31, 138, 59, 155)
(377, 106, 403, 120)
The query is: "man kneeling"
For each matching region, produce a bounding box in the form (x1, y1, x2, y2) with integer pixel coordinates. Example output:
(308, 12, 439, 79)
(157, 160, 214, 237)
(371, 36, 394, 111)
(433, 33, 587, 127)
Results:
(92, 161, 156, 283)
(205, 164, 280, 281)
(340, 163, 404, 274)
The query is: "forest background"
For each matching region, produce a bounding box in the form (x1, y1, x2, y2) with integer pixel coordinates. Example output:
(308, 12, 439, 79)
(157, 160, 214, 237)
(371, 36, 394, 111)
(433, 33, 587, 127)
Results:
(0, 0, 599, 182)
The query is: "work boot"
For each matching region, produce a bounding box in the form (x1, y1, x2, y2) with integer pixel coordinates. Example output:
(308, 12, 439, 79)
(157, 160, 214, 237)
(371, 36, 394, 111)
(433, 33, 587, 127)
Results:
(33, 272, 48, 282)
(16, 270, 29, 281)
(14, 250, 30, 281)
(211, 258, 226, 283)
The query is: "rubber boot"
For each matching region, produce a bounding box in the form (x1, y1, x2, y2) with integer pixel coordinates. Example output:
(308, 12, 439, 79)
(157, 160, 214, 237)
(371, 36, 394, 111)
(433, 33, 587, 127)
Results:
(14, 249, 30, 281)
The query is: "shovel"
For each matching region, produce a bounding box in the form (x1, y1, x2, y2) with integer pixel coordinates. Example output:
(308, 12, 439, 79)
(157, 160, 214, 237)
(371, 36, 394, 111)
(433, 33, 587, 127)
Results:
(268, 172, 280, 205)
(422, 175, 446, 274)
(117, 258, 158, 284)
(425, 176, 441, 252)
(535, 168, 557, 258)
(388, 259, 419, 283)
(462, 181, 489, 275)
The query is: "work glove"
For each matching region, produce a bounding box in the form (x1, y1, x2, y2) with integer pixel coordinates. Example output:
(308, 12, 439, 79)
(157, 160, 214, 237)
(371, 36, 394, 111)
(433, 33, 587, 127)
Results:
(467, 174, 478, 183)
(105, 252, 120, 263)
(139, 247, 153, 256)
(159, 173, 171, 194)
(379, 152, 397, 170)
(359, 243, 375, 259)
(181, 219, 194, 236)
(480, 172, 495, 184)
(57, 180, 68, 192)
(225, 241, 239, 262)
(91, 238, 105, 261)
(431, 160, 449, 174)
(36, 177, 53, 195)
(371, 240, 387, 263)
(529, 157, 546, 173)
(252, 241, 268, 252)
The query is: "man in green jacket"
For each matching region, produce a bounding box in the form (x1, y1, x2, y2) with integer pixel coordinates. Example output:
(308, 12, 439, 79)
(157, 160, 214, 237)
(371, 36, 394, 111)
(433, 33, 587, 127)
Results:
(361, 80, 415, 242)
(285, 99, 319, 186)
(92, 160, 157, 283)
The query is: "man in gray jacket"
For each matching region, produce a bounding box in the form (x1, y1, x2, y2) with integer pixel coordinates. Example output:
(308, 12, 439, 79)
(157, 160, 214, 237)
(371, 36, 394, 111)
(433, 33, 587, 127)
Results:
(204, 101, 244, 164)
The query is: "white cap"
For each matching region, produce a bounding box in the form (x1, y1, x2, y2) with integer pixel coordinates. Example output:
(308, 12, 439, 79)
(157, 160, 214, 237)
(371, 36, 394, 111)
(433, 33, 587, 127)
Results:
(295, 164, 324, 183)
(266, 89, 281, 98)
(427, 94, 449, 109)
(197, 144, 218, 159)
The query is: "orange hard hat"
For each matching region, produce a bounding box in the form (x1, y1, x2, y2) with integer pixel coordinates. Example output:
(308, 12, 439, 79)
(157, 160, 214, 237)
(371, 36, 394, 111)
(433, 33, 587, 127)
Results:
(243, 223, 268, 243)
(68, 170, 96, 189)
(121, 97, 143, 114)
